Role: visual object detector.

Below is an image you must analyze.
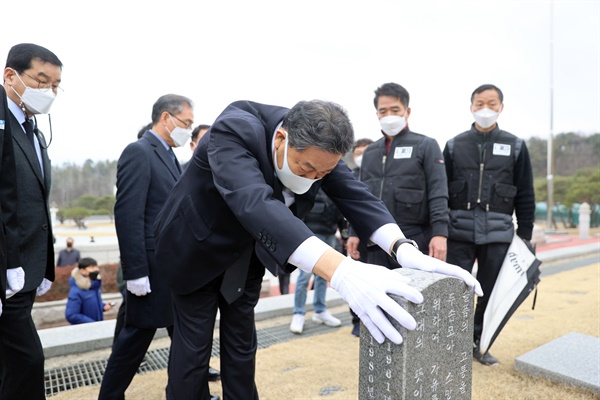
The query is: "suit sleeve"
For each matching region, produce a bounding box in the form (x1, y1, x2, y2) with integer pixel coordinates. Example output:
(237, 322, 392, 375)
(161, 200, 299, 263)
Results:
(114, 143, 151, 280)
(514, 142, 535, 240)
(422, 137, 449, 237)
(321, 161, 395, 244)
(208, 117, 314, 266)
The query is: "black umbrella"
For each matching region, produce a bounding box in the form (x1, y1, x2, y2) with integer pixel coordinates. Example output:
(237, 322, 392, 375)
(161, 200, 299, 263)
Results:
(480, 236, 542, 354)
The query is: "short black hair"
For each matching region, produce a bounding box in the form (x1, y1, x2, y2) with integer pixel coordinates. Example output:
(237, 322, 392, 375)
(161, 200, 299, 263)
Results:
(191, 124, 211, 142)
(374, 82, 410, 109)
(353, 138, 373, 151)
(78, 257, 98, 269)
(471, 84, 504, 103)
(5, 43, 62, 72)
(137, 122, 152, 139)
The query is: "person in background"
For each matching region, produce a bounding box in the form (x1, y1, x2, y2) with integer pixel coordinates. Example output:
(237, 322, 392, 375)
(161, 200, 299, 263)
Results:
(190, 124, 210, 152)
(347, 82, 449, 269)
(152, 99, 481, 399)
(443, 83, 535, 366)
(0, 43, 62, 399)
(56, 236, 81, 267)
(112, 122, 155, 347)
(98, 94, 208, 399)
(289, 188, 345, 334)
(65, 257, 114, 324)
(182, 124, 210, 171)
(346, 138, 373, 337)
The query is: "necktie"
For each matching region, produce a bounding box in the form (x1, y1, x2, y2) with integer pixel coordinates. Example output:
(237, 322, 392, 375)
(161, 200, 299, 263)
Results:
(168, 147, 182, 173)
(22, 119, 35, 148)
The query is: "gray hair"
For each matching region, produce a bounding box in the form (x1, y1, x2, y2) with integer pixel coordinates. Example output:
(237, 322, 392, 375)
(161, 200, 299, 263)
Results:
(151, 94, 194, 124)
(282, 100, 354, 155)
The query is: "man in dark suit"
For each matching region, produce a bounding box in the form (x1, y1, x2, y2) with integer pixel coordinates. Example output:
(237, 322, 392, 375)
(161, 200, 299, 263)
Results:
(0, 43, 62, 400)
(1, 84, 20, 317)
(153, 99, 483, 399)
(98, 94, 218, 400)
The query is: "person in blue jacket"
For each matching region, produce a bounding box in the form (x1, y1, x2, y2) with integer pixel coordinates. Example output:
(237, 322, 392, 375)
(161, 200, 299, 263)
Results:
(65, 257, 114, 324)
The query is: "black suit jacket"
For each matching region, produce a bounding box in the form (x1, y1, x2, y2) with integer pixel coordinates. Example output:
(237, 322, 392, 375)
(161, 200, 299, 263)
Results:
(154, 101, 394, 296)
(8, 101, 54, 293)
(114, 131, 180, 328)
(0, 86, 19, 303)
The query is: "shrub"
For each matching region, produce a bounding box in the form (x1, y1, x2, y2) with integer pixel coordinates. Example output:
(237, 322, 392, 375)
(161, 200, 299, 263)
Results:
(36, 262, 120, 302)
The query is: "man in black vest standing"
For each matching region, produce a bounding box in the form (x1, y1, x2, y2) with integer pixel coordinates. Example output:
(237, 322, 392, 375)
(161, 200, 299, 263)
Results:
(443, 84, 535, 366)
(347, 82, 449, 266)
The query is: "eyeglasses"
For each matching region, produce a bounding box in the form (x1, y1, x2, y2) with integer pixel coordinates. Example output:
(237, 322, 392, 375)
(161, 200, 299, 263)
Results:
(169, 114, 193, 130)
(21, 71, 63, 94)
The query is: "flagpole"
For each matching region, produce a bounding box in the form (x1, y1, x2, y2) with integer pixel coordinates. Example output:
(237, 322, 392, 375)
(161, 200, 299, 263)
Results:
(546, 1, 555, 232)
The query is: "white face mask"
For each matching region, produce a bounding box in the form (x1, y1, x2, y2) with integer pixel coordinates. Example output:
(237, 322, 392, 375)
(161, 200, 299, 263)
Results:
(274, 132, 321, 195)
(354, 154, 363, 168)
(167, 115, 192, 147)
(473, 107, 499, 129)
(379, 115, 406, 136)
(12, 72, 56, 114)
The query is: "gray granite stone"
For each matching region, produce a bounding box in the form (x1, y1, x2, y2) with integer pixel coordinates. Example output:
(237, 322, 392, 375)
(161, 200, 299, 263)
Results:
(515, 332, 600, 395)
(359, 269, 474, 400)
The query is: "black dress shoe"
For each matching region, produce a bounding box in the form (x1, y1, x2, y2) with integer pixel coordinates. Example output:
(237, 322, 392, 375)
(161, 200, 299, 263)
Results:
(351, 322, 360, 337)
(208, 366, 221, 381)
(473, 342, 500, 366)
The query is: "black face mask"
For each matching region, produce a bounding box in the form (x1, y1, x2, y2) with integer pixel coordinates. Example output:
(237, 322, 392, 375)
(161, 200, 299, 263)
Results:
(89, 271, 99, 281)
(67, 243, 73, 248)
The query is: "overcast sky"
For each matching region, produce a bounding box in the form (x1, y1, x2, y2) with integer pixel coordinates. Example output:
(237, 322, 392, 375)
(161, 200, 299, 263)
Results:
(1, 0, 598, 165)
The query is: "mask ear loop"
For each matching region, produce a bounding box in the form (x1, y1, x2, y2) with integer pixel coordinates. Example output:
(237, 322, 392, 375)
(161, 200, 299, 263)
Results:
(34, 114, 53, 149)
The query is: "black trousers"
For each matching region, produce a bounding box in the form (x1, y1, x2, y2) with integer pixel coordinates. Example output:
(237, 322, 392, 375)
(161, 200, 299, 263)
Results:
(0, 290, 45, 400)
(167, 262, 264, 400)
(112, 289, 127, 348)
(98, 322, 173, 400)
(446, 240, 510, 342)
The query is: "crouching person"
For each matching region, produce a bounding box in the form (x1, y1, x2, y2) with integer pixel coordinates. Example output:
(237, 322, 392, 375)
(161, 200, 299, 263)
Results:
(65, 257, 114, 324)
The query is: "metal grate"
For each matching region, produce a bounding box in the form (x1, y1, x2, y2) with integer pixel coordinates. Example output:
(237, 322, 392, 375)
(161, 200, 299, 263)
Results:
(46, 312, 352, 397)
(45, 360, 106, 397)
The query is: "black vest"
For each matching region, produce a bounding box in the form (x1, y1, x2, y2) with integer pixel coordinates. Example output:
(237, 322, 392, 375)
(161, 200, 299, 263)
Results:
(447, 128, 522, 215)
(360, 131, 430, 225)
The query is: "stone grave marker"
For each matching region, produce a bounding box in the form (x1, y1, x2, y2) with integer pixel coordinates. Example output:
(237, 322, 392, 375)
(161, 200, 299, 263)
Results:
(359, 269, 474, 400)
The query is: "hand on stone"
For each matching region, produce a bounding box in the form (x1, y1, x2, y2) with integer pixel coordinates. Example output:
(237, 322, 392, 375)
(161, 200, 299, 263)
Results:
(6, 267, 25, 299)
(396, 243, 483, 296)
(330, 257, 423, 344)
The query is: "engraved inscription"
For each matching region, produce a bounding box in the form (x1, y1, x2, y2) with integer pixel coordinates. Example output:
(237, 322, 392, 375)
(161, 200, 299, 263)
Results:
(359, 270, 474, 399)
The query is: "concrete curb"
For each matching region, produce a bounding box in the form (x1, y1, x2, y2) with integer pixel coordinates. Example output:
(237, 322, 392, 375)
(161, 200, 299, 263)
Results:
(39, 288, 344, 359)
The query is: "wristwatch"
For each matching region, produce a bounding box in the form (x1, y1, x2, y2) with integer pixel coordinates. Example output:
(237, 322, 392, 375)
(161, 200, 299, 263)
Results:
(390, 238, 419, 260)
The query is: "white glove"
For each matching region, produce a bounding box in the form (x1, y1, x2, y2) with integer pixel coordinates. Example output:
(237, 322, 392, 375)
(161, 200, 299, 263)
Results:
(396, 243, 483, 296)
(331, 257, 424, 345)
(6, 267, 25, 299)
(127, 276, 151, 296)
(36, 278, 53, 296)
